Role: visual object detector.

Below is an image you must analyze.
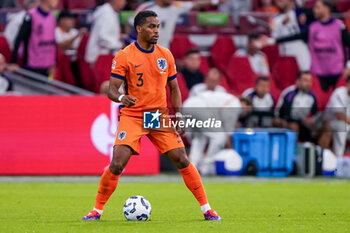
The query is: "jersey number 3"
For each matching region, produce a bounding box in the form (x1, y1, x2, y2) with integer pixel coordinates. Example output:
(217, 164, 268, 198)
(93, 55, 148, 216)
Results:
(137, 73, 144, 87)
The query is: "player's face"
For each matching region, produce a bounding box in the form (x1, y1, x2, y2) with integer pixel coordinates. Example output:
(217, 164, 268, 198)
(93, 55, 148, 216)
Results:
(313, 1, 328, 20)
(205, 72, 221, 91)
(139, 17, 160, 44)
(275, 0, 288, 12)
(60, 18, 75, 30)
(256, 80, 270, 97)
(45, 0, 58, 9)
(298, 73, 312, 92)
(185, 53, 201, 71)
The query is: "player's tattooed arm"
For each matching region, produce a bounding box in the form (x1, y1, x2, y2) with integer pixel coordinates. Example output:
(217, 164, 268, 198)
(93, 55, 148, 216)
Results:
(108, 76, 136, 107)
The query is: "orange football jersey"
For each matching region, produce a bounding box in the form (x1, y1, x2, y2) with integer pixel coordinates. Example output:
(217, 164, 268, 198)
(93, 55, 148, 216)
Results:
(111, 42, 177, 117)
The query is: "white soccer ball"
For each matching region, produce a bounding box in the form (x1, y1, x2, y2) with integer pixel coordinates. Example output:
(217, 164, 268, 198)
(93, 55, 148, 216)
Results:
(123, 195, 151, 221)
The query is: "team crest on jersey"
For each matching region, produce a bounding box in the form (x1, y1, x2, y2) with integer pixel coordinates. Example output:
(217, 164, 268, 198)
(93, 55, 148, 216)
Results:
(118, 131, 126, 140)
(157, 58, 167, 70)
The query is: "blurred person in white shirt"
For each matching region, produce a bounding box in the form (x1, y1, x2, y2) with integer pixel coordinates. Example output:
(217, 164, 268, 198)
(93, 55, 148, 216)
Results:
(4, 0, 39, 50)
(85, 0, 126, 64)
(270, 0, 310, 71)
(235, 34, 270, 75)
(218, 0, 252, 26)
(326, 76, 350, 157)
(189, 68, 226, 97)
(0, 54, 13, 94)
(55, 10, 87, 61)
(183, 91, 241, 175)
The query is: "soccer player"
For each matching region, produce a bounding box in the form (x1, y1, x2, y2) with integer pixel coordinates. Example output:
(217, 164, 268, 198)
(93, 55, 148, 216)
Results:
(83, 10, 221, 221)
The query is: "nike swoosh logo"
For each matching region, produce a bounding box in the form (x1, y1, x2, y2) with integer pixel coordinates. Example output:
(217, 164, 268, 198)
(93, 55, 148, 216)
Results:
(177, 141, 182, 143)
(194, 186, 201, 190)
(135, 64, 142, 68)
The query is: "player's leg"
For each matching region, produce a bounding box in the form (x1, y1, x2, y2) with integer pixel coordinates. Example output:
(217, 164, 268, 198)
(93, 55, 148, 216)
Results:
(166, 147, 221, 221)
(189, 132, 207, 168)
(83, 145, 132, 220)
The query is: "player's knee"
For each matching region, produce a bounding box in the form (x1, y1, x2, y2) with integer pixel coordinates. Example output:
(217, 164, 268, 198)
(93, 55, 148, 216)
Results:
(177, 155, 190, 169)
(109, 160, 125, 175)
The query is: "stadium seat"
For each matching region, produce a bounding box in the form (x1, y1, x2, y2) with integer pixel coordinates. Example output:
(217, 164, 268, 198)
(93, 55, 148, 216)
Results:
(271, 56, 300, 90)
(0, 35, 12, 63)
(210, 36, 237, 73)
(311, 75, 333, 110)
(226, 56, 257, 94)
(67, 0, 95, 9)
(199, 56, 210, 75)
(219, 74, 234, 94)
(77, 34, 95, 92)
(93, 55, 114, 93)
(170, 34, 198, 60)
(336, 0, 350, 12)
(55, 47, 76, 86)
(261, 44, 279, 72)
(177, 73, 189, 102)
(267, 75, 282, 105)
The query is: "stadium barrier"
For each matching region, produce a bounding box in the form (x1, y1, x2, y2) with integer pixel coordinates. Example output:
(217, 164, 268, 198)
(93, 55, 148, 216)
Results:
(0, 96, 160, 175)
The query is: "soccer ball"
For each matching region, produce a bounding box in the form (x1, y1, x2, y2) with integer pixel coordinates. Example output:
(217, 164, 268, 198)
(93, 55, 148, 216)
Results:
(123, 195, 151, 221)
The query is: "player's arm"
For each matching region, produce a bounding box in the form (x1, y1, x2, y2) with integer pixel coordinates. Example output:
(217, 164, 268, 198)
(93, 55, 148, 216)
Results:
(109, 51, 136, 107)
(167, 78, 182, 114)
(107, 77, 136, 107)
(167, 78, 185, 135)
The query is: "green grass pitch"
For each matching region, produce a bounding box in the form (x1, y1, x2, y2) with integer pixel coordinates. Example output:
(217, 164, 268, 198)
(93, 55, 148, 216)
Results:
(1, 179, 350, 233)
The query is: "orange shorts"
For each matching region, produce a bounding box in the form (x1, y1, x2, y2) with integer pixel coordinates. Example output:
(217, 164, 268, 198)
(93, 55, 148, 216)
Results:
(114, 115, 184, 154)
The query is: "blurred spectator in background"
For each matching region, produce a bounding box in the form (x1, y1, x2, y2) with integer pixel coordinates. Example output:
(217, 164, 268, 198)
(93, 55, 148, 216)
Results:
(0, 0, 18, 8)
(85, 0, 126, 64)
(10, 0, 58, 77)
(181, 48, 204, 90)
(189, 68, 226, 97)
(267, 0, 350, 91)
(183, 91, 241, 175)
(243, 76, 275, 127)
(56, 10, 87, 60)
(275, 72, 318, 141)
(326, 76, 350, 157)
(235, 34, 270, 75)
(129, 0, 225, 48)
(257, 0, 278, 13)
(270, 0, 310, 71)
(4, 0, 39, 50)
(237, 97, 253, 128)
(123, 0, 140, 11)
(219, 0, 251, 26)
(0, 54, 13, 94)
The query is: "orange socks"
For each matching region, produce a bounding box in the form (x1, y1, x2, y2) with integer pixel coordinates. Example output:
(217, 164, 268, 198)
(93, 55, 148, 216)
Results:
(179, 162, 208, 206)
(94, 167, 120, 211)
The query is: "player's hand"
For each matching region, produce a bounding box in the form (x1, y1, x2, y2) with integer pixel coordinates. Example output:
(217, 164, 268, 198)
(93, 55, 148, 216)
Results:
(175, 116, 185, 135)
(6, 64, 19, 72)
(121, 95, 136, 107)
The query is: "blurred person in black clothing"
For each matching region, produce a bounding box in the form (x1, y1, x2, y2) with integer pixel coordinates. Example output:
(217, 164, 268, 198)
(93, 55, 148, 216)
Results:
(180, 48, 204, 90)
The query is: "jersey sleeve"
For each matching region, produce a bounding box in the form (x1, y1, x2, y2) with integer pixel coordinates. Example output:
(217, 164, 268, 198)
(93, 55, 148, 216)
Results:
(111, 50, 127, 80)
(167, 51, 177, 82)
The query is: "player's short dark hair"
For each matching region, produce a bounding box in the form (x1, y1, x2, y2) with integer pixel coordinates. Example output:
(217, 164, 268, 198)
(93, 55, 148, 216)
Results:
(297, 71, 312, 80)
(239, 97, 252, 106)
(256, 76, 270, 85)
(185, 48, 200, 57)
(248, 33, 261, 41)
(319, 0, 335, 12)
(134, 10, 158, 31)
